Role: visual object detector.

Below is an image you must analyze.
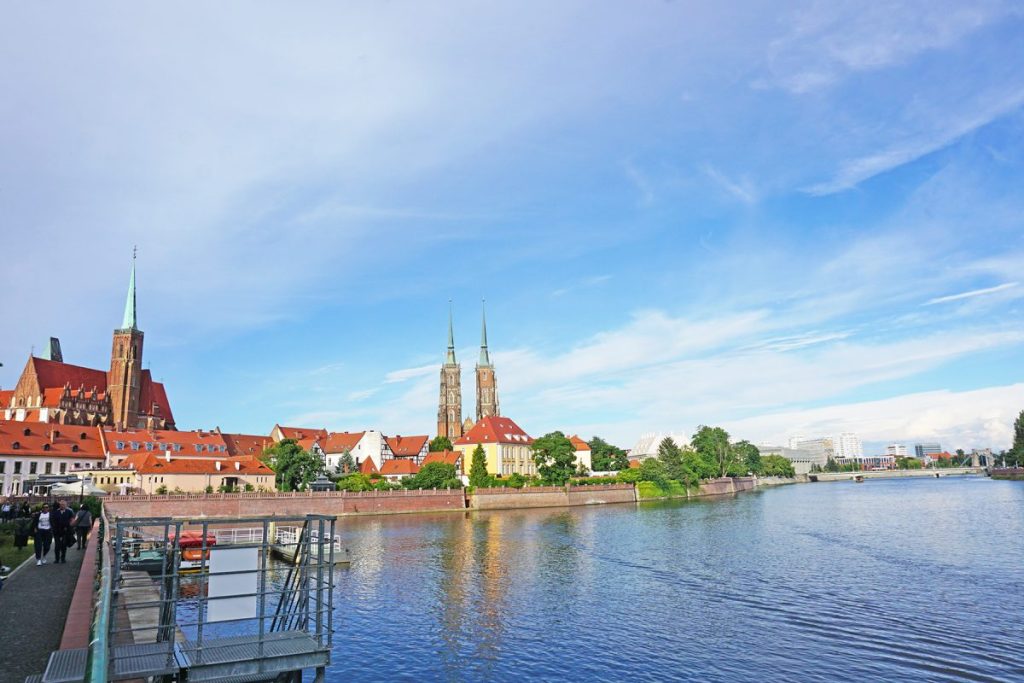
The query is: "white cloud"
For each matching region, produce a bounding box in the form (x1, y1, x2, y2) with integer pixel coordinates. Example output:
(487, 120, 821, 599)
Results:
(701, 164, 758, 204)
(384, 364, 437, 384)
(925, 282, 1019, 305)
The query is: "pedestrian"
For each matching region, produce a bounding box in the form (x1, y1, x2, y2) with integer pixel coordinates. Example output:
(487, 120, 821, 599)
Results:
(74, 504, 93, 549)
(32, 503, 54, 566)
(20, 502, 30, 518)
(1, 501, 10, 522)
(51, 500, 75, 564)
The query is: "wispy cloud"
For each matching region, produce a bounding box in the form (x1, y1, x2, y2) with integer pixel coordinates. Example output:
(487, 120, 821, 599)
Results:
(384, 364, 437, 384)
(701, 164, 758, 204)
(925, 282, 1019, 305)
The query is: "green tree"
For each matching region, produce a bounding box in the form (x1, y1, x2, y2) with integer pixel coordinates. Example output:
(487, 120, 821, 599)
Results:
(339, 449, 356, 474)
(336, 473, 373, 492)
(531, 431, 578, 486)
(824, 457, 840, 473)
(469, 444, 490, 487)
(657, 437, 685, 481)
(1011, 410, 1024, 466)
(404, 462, 461, 489)
(760, 455, 796, 477)
(429, 435, 454, 452)
(691, 425, 733, 477)
(588, 436, 629, 472)
(638, 458, 669, 490)
(262, 439, 324, 492)
(733, 441, 762, 475)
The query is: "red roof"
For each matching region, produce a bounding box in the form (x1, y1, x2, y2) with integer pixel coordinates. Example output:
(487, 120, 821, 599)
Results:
(933, 451, 954, 459)
(222, 433, 272, 457)
(275, 425, 327, 442)
(297, 437, 321, 452)
(0, 421, 104, 459)
(454, 416, 533, 446)
(385, 435, 428, 457)
(323, 431, 364, 453)
(569, 435, 590, 451)
(138, 370, 174, 424)
(119, 452, 273, 475)
(104, 427, 229, 456)
(30, 357, 107, 392)
(358, 458, 379, 474)
(380, 459, 419, 476)
(0, 390, 12, 407)
(422, 450, 462, 466)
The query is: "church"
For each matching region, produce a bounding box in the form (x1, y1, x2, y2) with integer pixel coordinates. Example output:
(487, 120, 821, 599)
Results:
(437, 301, 499, 441)
(1, 255, 175, 430)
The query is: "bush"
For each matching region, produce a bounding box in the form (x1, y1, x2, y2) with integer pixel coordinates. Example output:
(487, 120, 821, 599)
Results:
(244, 484, 255, 492)
(507, 473, 526, 488)
(155, 485, 168, 495)
(204, 485, 214, 494)
(616, 468, 641, 484)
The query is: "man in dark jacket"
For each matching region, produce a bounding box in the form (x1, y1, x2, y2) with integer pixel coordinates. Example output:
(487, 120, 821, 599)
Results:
(51, 500, 75, 564)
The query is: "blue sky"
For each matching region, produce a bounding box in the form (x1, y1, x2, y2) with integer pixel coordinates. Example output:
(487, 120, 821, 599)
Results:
(2, 2, 1023, 453)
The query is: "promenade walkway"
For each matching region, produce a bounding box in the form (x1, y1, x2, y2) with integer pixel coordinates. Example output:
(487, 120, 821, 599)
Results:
(0, 535, 87, 683)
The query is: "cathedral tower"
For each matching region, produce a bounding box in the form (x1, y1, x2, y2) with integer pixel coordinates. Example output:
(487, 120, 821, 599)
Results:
(475, 300, 499, 421)
(437, 302, 464, 440)
(108, 253, 144, 429)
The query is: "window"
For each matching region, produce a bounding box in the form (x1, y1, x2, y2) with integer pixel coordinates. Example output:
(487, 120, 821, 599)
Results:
(12, 442, 19, 450)
(74, 463, 81, 469)
(130, 442, 139, 450)
(0, 462, 4, 473)
(72, 445, 79, 452)
(59, 463, 66, 474)
(145, 442, 153, 451)
(14, 462, 22, 474)
(195, 445, 202, 453)
(30, 462, 37, 475)
(116, 441, 124, 449)
(44, 462, 52, 475)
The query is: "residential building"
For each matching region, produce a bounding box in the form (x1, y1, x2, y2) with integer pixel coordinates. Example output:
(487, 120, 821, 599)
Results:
(437, 304, 464, 441)
(0, 421, 106, 495)
(915, 443, 942, 458)
(101, 427, 231, 466)
(94, 452, 275, 494)
(569, 435, 592, 471)
(3, 256, 175, 430)
(270, 425, 327, 443)
(221, 432, 273, 458)
(421, 450, 463, 475)
(321, 430, 391, 471)
(385, 435, 430, 464)
(886, 444, 908, 457)
(833, 433, 863, 460)
(380, 458, 419, 482)
(454, 416, 534, 477)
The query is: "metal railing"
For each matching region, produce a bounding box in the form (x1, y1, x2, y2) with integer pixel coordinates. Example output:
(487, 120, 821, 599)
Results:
(84, 513, 335, 682)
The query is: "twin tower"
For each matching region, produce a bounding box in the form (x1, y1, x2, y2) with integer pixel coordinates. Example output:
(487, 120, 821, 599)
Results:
(437, 302, 499, 440)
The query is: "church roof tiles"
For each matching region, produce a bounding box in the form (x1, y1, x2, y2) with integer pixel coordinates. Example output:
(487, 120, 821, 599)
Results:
(454, 416, 532, 446)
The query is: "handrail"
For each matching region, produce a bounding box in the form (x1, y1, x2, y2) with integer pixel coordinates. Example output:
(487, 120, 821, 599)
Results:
(85, 514, 111, 683)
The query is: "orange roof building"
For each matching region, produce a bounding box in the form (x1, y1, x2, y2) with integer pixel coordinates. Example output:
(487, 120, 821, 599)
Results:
(385, 435, 429, 461)
(421, 450, 463, 474)
(568, 434, 593, 471)
(95, 451, 276, 494)
(453, 416, 534, 478)
(102, 427, 231, 465)
(380, 458, 419, 480)
(0, 421, 107, 494)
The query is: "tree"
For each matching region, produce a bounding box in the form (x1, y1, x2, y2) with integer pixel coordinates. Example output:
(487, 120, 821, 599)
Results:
(429, 435, 454, 452)
(657, 437, 685, 481)
(588, 436, 629, 471)
(262, 439, 324, 492)
(339, 449, 356, 474)
(531, 431, 578, 486)
(639, 458, 669, 490)
(1011, 410, 1024, 466)
(691, 425, 733, 477)
(404, 462, 461, 490)
(760, 455, 795, 478)
(733, 441, 762, 475)
(469, 444, 490, 487)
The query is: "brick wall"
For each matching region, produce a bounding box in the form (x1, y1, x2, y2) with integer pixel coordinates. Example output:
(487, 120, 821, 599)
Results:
(103, 489, 466, 520)
(470, 483, 636, 510)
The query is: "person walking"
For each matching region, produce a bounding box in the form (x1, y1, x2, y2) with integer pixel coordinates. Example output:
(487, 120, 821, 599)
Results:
(51, 500, 75, 564)
(32, 503, 53, 566)
(73, 504, 93, 549)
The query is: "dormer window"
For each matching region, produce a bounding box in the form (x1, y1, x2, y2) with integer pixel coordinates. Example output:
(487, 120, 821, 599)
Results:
(116, 441, 124, 449)
(145, 442, 153, 451)
(80, 432, 87, 440)
(23, 428, 30, 436)
(72, 445, 79, 452)
(12, 442, 19, 449)
(130, 442, 139, 450)
(43, 444, 50, 451)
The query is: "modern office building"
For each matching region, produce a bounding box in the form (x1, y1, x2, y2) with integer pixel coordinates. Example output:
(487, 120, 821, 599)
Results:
(914, 443, 942, 458)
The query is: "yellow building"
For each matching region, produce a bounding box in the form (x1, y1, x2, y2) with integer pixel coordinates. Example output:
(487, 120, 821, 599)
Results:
(453, 416, 534, 477)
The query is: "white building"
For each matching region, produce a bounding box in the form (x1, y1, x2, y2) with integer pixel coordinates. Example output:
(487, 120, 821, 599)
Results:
(833, 433, 863, 460)
(791, 437, 834, 463)
(758, 444, 825, 474)
(886, 444, 908, 457)
(630, 432, 691, 460)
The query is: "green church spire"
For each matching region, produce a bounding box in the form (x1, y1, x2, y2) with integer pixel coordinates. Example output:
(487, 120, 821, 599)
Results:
(445, 300, 456, 365)
(479, 299, 491, 367)
(121, 248, 138, 331)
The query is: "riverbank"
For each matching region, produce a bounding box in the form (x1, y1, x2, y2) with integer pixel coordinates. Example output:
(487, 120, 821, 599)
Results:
(636, 475, 800, 501)
(810, 467, 985, 482)
(991, 467, 1024, 480)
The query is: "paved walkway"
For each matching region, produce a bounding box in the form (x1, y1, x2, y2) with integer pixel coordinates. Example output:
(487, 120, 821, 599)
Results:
(0, 537, 87, 683)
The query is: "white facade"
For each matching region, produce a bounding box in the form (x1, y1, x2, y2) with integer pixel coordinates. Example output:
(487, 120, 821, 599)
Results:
(758, 444, 825, 473)
(886, 444, 908, 457)
(1, 456, 104, 496)
(833, 433, 863, 460)
(791, 437, 834, 463)
(323, 430, 392, 471)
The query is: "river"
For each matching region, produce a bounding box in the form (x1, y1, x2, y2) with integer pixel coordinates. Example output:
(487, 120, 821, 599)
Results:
(324, 477, 1024, 682)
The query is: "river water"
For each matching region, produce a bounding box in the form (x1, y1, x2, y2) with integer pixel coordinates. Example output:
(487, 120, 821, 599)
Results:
(324, 477, 1024, 682)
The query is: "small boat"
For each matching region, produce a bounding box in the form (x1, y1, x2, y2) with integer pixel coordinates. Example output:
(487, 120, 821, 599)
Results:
(121, 531, 217, 574)
(172, 531, 217, 573)
(854, 475, 865, 483)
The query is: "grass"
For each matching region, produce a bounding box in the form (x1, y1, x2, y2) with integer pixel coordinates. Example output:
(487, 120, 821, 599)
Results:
(637, 480, 690, 499)
(0, 525, 35, 574)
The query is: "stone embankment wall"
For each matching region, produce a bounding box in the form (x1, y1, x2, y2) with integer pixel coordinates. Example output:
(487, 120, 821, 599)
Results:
(693, 476, 757, 497)
(470, 483, 637, 510)
(991, 468, 1024, 480)
(103, 489, 466, 519)
(756, 475, 808, 487)
(811, 467, 984, 482)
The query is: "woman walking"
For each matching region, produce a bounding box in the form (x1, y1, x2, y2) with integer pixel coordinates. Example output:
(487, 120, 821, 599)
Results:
(32, 503, 53, 566)
(74, 504, 93, 549)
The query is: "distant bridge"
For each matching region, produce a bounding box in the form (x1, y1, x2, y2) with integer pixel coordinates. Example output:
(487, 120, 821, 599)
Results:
(810, 467, 986, 482)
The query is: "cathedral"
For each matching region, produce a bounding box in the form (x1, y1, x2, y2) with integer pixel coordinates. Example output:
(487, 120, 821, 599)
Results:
(437, 301, 499, 441)
(1, 255, 176, 430)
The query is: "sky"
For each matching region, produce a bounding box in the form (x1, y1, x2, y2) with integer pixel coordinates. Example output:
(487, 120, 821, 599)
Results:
(1, 2, 1023, 454)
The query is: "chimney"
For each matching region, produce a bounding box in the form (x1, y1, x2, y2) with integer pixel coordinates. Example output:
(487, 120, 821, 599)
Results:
(165, 451, 171, 462)
(215, 461, 222, 471)
(234, 461, 241, 471)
